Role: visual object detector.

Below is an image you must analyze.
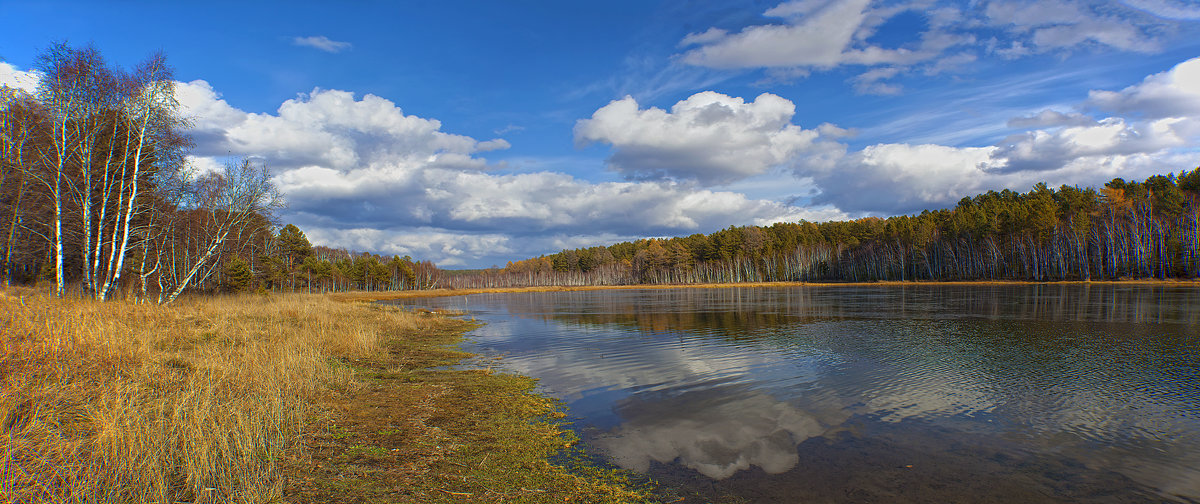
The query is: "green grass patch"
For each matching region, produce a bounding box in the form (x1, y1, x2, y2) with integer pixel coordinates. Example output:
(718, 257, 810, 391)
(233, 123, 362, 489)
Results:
(283, 307, 661, 503)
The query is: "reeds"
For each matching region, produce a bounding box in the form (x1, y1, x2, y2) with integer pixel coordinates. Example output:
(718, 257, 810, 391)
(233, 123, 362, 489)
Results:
(0, 289, 416, 503)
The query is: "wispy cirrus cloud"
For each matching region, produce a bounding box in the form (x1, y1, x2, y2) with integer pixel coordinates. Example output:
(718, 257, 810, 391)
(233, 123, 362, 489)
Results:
(677, 0, 1199, 95)
(292, 35, 352, 53)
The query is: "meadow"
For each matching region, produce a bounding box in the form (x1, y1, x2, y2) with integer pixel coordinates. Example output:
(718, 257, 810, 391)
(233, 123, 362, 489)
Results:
(0, 288, 655, 503)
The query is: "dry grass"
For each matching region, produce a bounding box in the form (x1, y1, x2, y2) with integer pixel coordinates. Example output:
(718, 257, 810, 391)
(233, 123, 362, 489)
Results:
(0, 287, 421, 504)
(1, 288, 658, 504)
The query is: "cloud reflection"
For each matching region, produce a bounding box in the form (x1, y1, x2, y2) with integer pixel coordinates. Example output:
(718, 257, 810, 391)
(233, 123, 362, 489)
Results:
(594, 390, 848, 479)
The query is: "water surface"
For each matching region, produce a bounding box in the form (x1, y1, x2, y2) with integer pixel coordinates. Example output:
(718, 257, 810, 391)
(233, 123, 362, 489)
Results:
(392, 285, 1200, 503)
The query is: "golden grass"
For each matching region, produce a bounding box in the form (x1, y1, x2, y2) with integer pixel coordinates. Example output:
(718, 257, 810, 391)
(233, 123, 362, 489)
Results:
(1, 288, 658, 504)
(0, 288, 421, 503)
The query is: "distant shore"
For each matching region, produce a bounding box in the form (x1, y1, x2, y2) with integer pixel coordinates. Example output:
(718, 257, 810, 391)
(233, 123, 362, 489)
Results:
(334, 278, 1200, 303)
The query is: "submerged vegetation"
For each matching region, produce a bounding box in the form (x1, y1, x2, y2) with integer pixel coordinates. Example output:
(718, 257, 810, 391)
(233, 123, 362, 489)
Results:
(0, 289, 656, 503)
(454, 172, 1200, 288)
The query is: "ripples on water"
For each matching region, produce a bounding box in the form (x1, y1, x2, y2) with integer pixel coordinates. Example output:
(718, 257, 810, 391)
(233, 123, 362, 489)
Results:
(392, 285, 1200, 503)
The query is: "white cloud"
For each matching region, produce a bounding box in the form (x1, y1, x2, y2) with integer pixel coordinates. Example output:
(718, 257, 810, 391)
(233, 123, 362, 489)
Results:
(982, 57, 1200, 173)
(292, 35, 352, 53)
(1087, 57, 1200, 118)
(301, 227, 511, 267)
(178, 81, 497, 170)
(676, 0, 1193, 93)
(0, 62, 40, 95)
(924, 51, 978, 75)
(985, 0, 1091, 27)
(176, 82, 817, 265)
(680, 0, 905, 69)
(596, 392, 834, 479)
(673, 0, 982, 93)
(803, 143, 1009, 212)
(799, 117, 1194, 214)
(575, 91, 819, 185)
(778, 56, 1200, 213)
(184, 155, 225, 177)
(992, 116, 1196, 172)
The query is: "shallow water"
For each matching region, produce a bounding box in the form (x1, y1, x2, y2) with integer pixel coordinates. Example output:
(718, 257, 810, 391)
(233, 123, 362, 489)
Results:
(391, 285, 1200, 503)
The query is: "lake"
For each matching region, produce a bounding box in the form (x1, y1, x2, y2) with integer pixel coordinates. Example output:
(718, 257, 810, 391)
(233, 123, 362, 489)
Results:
(390, 285, 1200, 503)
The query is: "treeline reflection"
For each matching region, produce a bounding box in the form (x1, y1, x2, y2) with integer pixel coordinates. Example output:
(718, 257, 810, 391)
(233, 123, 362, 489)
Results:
(426, 285, 1200, 500)
(483, 285, 1199, 333)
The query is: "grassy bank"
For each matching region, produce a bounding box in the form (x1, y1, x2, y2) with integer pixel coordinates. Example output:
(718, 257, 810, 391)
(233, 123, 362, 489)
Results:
(0, 288, 656, 503)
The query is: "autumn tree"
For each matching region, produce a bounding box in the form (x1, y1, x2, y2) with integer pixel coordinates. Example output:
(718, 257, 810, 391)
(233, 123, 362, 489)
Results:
(160, 158, 281, 304)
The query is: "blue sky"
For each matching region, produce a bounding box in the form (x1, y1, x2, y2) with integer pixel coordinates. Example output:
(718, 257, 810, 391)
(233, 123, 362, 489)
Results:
(2, 0, 1200, 267)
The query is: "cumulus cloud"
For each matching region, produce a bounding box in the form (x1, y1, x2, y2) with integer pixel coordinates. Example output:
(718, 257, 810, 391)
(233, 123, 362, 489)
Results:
(279, 166, 821, 235)
(575, 91, 819, 185)
(0, 62, 40, 94)
(177, 80, 501, 171)
(991, 116, 1195, 172)
(804, 143, 1009, 213)
(300, 227, 512, 267)
(292, 35, 352, 53)
(1087, 57, 1200, 118)
(799, 123, 1193, 214)
(176, 81, 815, 265)
(771, 56, 1200, 214)
(172, 54, 1200, 245)
(986, 57, 1200, 173)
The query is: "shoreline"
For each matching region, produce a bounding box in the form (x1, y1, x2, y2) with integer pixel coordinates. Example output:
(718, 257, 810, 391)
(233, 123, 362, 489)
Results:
(0, 289, 656, 503)
(333, 277, 1200, 303)
(287, 297, 659, 503)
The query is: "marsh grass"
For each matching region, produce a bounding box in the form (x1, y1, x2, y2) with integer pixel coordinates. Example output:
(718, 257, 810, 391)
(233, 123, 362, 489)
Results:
(0, 288, 416, 503)
(282, 307, 660, 504)
(2, 288, 659, 503)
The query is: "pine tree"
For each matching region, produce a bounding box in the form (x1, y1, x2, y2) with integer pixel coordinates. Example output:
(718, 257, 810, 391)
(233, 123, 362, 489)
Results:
(223, 256, 254, 293)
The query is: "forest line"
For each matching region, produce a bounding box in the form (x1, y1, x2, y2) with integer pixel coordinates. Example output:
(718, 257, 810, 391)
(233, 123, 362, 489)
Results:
(6, 43, 1200, 299)
(451, 172, 1200, 288)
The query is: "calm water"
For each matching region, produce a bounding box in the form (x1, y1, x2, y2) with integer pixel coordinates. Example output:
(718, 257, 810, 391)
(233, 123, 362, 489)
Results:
(391, 285, 1200, 503)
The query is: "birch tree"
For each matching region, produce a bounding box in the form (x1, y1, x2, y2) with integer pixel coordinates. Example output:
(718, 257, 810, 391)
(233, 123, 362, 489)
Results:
(32, 43, 87, 296)
(95, 53, 186, 300)
(160, 157, 281, 304)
